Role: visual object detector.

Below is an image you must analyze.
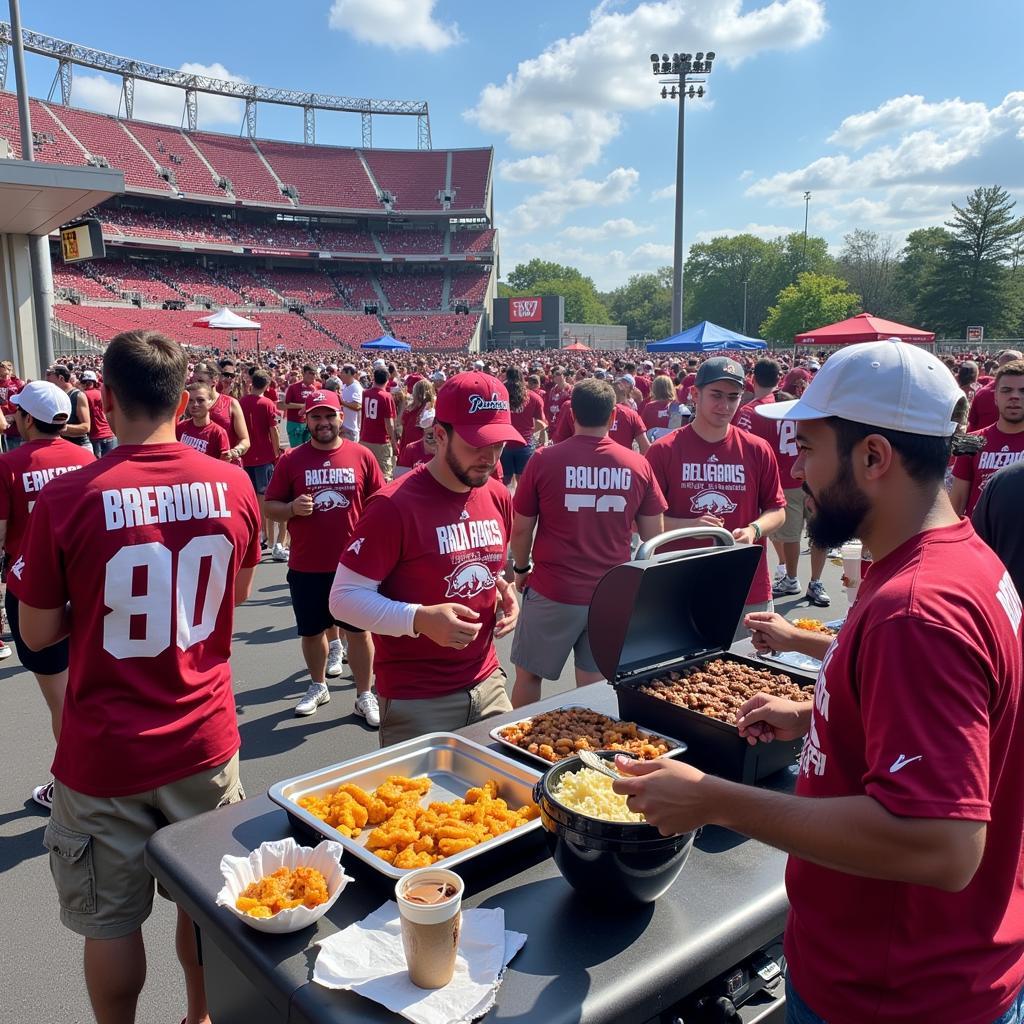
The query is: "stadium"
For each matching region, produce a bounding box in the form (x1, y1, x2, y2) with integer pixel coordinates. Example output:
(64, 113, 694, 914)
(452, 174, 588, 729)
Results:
(1, 26, 497, 358)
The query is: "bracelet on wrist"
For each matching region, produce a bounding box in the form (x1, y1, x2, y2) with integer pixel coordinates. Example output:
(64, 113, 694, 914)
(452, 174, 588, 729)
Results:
(513, 562, 533, 574)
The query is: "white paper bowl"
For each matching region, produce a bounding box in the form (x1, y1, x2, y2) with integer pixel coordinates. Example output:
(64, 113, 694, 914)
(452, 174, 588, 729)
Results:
(216, 837, 352, 934)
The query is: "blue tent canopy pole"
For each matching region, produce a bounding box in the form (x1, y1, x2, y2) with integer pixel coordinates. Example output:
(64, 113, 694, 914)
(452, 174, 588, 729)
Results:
(646, 320, 767, 353)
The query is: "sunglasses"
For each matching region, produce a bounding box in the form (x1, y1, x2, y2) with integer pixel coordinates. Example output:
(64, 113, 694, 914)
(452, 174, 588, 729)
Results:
(220, 372, 236, 379)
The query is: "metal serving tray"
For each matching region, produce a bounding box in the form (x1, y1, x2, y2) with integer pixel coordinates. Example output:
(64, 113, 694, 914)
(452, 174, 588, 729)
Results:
(268, 732, 543, 880)
(754, 619, 844, 674)
(489, 704, 687, 769)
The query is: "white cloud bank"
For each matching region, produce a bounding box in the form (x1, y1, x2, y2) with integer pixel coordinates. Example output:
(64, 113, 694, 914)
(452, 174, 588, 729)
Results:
(328, 0, 462, 52)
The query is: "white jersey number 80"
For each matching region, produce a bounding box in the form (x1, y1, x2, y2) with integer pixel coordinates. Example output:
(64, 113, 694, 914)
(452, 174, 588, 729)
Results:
(103, 536, 233, 658)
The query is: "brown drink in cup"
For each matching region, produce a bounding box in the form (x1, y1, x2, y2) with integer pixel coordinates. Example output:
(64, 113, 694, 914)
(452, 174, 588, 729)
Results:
(395, 867, 465, 989)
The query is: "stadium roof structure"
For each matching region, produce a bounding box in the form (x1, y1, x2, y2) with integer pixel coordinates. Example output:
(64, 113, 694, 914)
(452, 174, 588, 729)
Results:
(0, 23, 431, 148)
(0, 158, 122, 235)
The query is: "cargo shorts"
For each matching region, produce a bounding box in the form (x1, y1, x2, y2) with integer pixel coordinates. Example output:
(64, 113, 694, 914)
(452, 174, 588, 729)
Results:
(510, 588, 599, 680)
(43, 754, 244, 940)
(775, 488, 808, 545)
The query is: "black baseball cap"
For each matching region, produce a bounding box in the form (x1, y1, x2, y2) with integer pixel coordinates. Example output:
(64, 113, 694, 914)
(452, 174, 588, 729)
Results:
(695, 357, 745, 388)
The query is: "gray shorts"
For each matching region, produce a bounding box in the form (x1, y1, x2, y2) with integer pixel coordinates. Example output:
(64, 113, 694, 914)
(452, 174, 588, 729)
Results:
(511, 588, 599, 680)
(776, 488, 808, 544)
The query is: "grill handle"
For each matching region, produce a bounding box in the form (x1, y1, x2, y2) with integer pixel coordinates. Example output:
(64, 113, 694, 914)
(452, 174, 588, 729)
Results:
(635, 526, 736, 563)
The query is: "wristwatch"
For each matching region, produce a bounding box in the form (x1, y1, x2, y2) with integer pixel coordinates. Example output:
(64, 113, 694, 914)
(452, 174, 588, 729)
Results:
(749, 521, 762, 541)
(513, 561, 533, 574)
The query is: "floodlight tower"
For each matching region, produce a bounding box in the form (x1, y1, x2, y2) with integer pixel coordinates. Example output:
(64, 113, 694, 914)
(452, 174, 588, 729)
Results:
(649, 50, 715, 335)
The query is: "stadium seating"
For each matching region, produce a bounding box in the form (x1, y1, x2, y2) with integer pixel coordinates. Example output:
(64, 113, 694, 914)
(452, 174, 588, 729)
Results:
(450, 150, 490, 209)
(125, 122, 224, 198)
(387, 314, 479, 350)
(316, 227, 375, 252)
(89, 259, 181, 303)
(364, 150, 448, 211)
(378, 228, 444, 254)
(259, 141, 378, 209)
(450, 228, 496, 253)
(157, 263, 246, 306)
(0, 94, 85, 165)
(449, 268, 490, 307)
(191, 132, 288, 205)
(255, 269, 341, 307)
(305, 312, 386, 347)
(333, 272, 378, 309)
(379, 272, 443, 311)
(51, 262, 120, 302)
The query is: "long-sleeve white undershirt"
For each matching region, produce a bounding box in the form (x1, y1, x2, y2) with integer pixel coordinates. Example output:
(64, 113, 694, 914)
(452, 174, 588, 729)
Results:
(329, 563, 421, 637)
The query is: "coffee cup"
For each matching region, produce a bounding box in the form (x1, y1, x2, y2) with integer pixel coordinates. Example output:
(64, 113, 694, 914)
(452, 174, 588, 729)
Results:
(841, 541, 862, 588)
(395, 867, 464, 989)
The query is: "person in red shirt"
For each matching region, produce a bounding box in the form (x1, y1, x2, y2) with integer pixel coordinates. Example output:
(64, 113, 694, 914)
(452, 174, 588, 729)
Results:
(640, 374, 684, 443)
(360, 367, 399, 480)
(646, 357, 785, 640)
(330, 372, 522, 747)
(283, 365, 319, 449)
(500, 367, 547, 490)
(175, 382, 230, 460)
(676, 358, 699, 403)
(0, 380, 95, 808)
(12, 330, 260, 1024)
(736, 359, 831, 607)
(77, 370, 116, 458)
(239, 369, 282, 550)
(951, 359, 1024, 517)
(616, 339, 1024, 1024)
(967, 348, 1023, 432)
(265, 390, 385, 724)
(0, 359, 23, 452)
(544, 366, 572, 426)
(192, 362, 250, 465)
(508, 379, 666, 707)
(394, 408, 437, 478)
(398, 379, 434, 456)
(552, 385, 651, 453)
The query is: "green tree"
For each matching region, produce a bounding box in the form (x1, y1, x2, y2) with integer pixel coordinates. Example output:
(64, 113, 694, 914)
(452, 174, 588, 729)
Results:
(760, 272, 861, 343)
(892, 226, 950, 328)
(607, 267, 673, 340)
(501, 259, 610, 324)
(836, 229, 899, 317)
(923, 186, 1023, 336)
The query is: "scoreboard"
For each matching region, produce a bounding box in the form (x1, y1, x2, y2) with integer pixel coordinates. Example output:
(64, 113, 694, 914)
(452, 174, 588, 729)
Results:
(492, 295, 564, 345)
(59, 218, 105, 263)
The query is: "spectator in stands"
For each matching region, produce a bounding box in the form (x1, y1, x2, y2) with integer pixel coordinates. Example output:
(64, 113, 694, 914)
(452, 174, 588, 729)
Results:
(79, 371, 117, 457)
(45, 364, 91, 448)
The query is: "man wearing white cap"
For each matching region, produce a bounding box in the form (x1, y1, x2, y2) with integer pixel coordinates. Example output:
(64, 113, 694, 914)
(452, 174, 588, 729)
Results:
(615, 340, 1024, 1024)
(0, 381, 95, 808)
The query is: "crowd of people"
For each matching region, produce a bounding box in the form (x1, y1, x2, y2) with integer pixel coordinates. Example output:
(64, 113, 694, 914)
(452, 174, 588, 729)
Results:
(1, 333, 1023, 1024)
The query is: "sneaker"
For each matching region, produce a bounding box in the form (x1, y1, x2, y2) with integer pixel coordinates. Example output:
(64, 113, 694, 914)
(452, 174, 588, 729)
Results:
(354, 691, 381, 728)
(772, 574, 801, 597)
(772, 564, 786, 584)
(806, 580, 832, 607)
(326, 641, 344, 678)
(272, 543, 289, 563)
(32, 780, 54, 810)
(0, 639, 11, 659)
(295, 682, 330, 717)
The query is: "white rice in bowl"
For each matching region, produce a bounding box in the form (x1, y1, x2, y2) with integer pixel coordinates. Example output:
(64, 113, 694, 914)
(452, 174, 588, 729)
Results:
(551, 766, 645, 823)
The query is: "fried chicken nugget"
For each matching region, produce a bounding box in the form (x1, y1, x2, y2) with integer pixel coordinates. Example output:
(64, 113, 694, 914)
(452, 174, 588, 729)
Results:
(437, 837, 477, 857)
(394, 847, 435, 870)
(338, 783, 389, 826)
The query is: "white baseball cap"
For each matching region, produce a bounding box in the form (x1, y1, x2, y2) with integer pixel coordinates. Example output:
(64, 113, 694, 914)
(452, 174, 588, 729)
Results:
(758, 339, 962, 437)
(12, 380, 72, 424)
(372, 359, 387, 370)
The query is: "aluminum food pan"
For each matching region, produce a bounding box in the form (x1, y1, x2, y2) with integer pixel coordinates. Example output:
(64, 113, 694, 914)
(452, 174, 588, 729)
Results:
(754, 618, 844, 674)
(489, 704, 687, 770)
(268, 732, 542, 880)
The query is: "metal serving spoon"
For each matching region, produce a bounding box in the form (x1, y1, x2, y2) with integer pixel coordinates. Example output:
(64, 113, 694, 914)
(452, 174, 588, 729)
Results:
(577, 749, 624, 779)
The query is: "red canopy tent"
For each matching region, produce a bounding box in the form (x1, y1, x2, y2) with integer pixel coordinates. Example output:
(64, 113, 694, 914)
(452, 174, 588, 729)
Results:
(562, 341, 591, 350)
(794, 312, 935, 347)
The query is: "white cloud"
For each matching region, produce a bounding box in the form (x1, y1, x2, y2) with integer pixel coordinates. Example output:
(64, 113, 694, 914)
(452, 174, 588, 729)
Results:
(504, 167, 640, 234)
(328, 0, 462, 52)
(561, 217, 651, 241)
(503, 235, 674, 290)
(651, 183, 675, 201)
(691, 223, 795, 243)
(72, 62, 246, 128)
(466, 0, 826, 177)
(827, 95, 989, 151)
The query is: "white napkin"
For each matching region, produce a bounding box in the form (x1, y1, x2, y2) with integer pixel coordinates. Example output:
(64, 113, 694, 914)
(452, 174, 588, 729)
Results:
(313, 901, 527, 1024)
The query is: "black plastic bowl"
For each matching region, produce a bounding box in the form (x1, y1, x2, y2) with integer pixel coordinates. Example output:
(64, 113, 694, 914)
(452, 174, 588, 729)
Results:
(534, 754, 695, 905)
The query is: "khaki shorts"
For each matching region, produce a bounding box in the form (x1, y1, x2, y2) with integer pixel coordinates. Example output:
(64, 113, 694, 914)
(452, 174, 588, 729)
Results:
(379, 669, 512, 748)
(510, 588, 599, 680)
(361, 440, 394, 481)
(44, 754, 244, 940)
(775, 487, 808, 544)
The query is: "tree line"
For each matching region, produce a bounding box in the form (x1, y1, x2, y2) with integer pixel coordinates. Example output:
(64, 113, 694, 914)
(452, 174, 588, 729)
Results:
(498, 186, 1024, 343)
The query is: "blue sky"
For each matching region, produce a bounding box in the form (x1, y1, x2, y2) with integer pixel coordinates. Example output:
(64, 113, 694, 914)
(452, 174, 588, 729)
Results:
(16, 1, 1024, 290)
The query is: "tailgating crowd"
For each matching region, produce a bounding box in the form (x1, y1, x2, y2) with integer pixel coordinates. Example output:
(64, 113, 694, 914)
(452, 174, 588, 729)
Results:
(2, 333, 1023, 1024)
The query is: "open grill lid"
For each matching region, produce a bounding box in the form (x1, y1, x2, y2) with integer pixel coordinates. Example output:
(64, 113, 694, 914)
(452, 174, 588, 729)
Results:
(587, 528, 762, 683)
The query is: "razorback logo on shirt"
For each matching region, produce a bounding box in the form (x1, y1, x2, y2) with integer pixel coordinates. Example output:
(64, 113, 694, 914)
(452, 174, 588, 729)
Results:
(690, 490, 737, 515)
(444, 559, 497, 599)
(313, 490, 350, 511)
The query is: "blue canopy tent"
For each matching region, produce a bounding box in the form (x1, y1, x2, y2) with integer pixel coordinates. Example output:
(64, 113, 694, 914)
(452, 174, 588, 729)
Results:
(646, 321, 767, 353)
(361, 334, 412, 351)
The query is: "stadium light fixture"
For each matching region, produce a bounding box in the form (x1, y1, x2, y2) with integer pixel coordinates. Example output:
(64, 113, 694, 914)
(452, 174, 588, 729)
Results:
(648, 46, 715, 334)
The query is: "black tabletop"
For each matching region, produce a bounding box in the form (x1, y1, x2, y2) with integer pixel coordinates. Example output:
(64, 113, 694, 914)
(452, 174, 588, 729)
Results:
(147, 681, 794, 1024)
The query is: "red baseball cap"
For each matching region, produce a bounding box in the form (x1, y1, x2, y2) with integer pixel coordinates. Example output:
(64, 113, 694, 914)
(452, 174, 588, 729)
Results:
(433, 372, 525, 447)
(304, 390, 341, 413)
(781, 368, 811, 392)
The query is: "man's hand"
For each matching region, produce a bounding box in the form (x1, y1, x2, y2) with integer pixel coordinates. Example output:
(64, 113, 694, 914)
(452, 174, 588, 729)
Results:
(732, 525, 757, 545)
(513, 568, 531, 592)
(414, 604, 482, 649)
(736, 693, 812, 745)
(493, 577, 519, 638)
(291, 494, 314, 518)
(611, 756, 713, 836)
(744, 611, 801, 653)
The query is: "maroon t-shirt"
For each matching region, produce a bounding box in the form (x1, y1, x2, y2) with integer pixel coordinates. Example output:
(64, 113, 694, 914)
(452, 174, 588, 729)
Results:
(239, 394, 279, 467)
(285, 381, 317, 424)
(787, 519, 1024, 1023)
(513, 434, 666, 604)
(952, 424, 1024, 516)
(360, 386, 396, 444)
(641, 399, 674, 432)
(176, 419, 229, 460)
(607, 404, 647, 449)
(83, 385, 113, 441)
(736, 395, 801, 490)
(0, 438, 96, 560)
(645, 424, 784, 603)
(507, 390, 546, 450)
(544, 384, 572, 425)
(0, 376, 23, 436)
(969, 384, 997, 431)
(9, 443, 261, 796)
(264, 440, 383, 572)
(339, 465, 511, 699)
(399, 404, 426, 454)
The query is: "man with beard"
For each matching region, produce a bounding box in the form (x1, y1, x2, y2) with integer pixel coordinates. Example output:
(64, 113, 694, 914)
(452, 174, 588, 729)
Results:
(614, 340, 1024, 1024)
(264, 390, 384, 722)
(951, 359, 1024, 517)
(330, 373, 521, 746)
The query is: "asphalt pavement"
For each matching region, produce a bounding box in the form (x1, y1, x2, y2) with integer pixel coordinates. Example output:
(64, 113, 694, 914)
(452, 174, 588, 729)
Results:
(0, 548, 848, 1024)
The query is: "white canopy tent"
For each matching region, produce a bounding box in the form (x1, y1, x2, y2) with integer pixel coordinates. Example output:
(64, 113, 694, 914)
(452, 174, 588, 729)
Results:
(193, 308, 263, 359)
